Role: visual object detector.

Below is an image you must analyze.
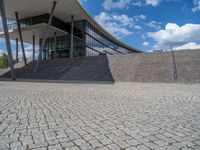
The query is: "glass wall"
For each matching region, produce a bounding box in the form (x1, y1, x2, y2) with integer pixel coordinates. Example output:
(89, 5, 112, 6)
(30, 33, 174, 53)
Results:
(42, 19, 135, 60)
(42, 20, 85, 60)
(85, 22, 131, 56)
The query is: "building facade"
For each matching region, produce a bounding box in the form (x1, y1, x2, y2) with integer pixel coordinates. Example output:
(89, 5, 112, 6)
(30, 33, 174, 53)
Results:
(0, 0, 141, 62)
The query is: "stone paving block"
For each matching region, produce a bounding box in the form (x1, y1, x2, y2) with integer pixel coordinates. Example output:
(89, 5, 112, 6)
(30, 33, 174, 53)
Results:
(99, 138, 113, 145)
(61, 141, 74, 148)
(125, 147, 139, 150)
(107, 143, 120, 150)
(116, 140, 130, 149)
(82, 134, 95, 141)
(153, 139, 168, 147)
(67, 146, 80, 150)
(74, 139, 86, 146)
(137, 144, 150, 150)
(144, 141, 159, 149)
(79, 143, 92, 150)
(126, 139, 141, 147)
(0, 82, 200, 150)
(89, 140, 103, 148)
(96, 146, 110, 150)
(47, 144, 62, 150)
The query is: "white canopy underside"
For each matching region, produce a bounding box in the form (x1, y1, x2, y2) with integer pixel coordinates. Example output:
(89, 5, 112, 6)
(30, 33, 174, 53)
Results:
(1, 0, 140, 52)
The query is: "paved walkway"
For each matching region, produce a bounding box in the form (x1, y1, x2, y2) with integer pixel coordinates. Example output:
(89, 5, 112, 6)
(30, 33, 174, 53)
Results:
(0, 81, 200, 150)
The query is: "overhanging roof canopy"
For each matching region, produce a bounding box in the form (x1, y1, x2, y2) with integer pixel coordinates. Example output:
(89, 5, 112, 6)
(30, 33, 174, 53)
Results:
(1, 0, 141, 52)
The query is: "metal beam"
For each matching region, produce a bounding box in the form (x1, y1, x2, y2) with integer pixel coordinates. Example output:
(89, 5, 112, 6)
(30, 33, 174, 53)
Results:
(70, 15, 74, 59)
(0, 0, 16, 80)
(33, 35, 35, 61)
(15, 12, 27, 65)
(16, 38, 19, 63)
(34, 1, 57, 73)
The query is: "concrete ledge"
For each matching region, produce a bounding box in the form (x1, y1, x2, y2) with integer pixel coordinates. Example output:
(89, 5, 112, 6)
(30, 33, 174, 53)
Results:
(0, 78, 114, 85)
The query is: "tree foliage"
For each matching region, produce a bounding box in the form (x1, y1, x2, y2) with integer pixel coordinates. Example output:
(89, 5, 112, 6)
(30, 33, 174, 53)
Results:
(0, 54, 9, 69)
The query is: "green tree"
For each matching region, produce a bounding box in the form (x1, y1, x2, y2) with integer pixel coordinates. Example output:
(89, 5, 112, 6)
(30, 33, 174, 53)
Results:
(0, 54, 9, 69)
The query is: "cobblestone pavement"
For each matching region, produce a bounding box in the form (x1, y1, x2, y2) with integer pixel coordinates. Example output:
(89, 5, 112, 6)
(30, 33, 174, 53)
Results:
(0, 81, 200, 150)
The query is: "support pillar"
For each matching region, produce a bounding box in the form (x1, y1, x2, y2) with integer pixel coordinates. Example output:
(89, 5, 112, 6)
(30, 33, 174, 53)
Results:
(15, 12, 27, 65)
(34, 1, 57, 73)
(16, 38, 19, 63)
(33, 35, 35, 61)
(0, 0, 16, 80)
(70, 15, 74, 59)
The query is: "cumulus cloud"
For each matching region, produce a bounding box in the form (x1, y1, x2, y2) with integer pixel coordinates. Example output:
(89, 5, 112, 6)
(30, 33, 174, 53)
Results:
(143, 41, 149, 46)
(102, 0, 179, 10)
(134, 14, 147, 21)
(192, 0, 200, 12)
(173, 42, 200, 50)
(103, 0, 132, 10)
(95, 12, 134, 39)
(134, 25, 142, 30)
(146, 21, 162, 30)
(147, 23, 200, 49)
(146, 0, 161, 6)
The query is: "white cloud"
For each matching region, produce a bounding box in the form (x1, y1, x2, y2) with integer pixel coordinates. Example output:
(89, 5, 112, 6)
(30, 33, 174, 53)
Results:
(173, 42, 200, 50)
(143, 41, 149, 46)
(112, 14, 135, 27)
(103, 0, 132, 10)
(192, 0, 200, 12)
(134, 14, 147, 21)
(147, 23, 200, 49)
(95, 12, 134, 39)
(146, 0, 161, 6)
(132, 1, 143, 6)
(134, 25, 142, 30)
(102, 0, 181, 10)
(146, 20, 162, 30)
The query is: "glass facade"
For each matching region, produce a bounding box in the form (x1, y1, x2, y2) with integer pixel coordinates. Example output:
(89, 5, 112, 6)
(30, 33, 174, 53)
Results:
(42, 19, 134, 60)
(85, 22, 132, 55)
(0, 13, 137, 60)
(42, 20, 86, 60)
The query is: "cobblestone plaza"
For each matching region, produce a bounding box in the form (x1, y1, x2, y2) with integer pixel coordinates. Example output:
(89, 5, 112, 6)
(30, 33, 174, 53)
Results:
(0, 81, 200, 150)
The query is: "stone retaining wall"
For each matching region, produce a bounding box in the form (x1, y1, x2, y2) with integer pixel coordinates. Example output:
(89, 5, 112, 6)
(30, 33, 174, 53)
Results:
(0, 49, 200, 83)
(108, 49, 200, 83)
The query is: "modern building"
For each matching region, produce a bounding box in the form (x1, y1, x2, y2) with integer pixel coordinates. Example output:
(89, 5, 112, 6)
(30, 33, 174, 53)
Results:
(0, 0, 141, 79)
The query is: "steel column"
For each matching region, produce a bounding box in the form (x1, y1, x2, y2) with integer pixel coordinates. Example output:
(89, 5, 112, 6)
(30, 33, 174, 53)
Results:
(15, 12, 27, 65)
(34, 1, 57, 73)
(16, 38, 19, 63)
(33, 35, 35, 61)
(70, 15, 74, 59)
(0, 0, 16, 80)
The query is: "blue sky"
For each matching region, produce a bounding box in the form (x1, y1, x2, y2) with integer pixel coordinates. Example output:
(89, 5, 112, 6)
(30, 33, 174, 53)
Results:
(0, 0, 200, 56)
(81, 0, 200, 51)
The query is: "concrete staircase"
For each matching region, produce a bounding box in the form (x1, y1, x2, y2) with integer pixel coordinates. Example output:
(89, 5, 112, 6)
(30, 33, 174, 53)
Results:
(0, 56, 114, 82)
(0, 49, 200, 83)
